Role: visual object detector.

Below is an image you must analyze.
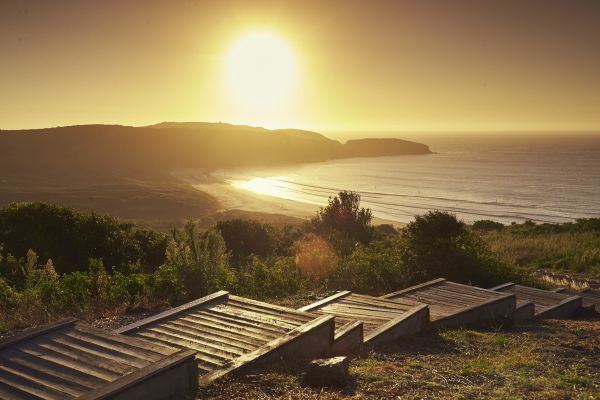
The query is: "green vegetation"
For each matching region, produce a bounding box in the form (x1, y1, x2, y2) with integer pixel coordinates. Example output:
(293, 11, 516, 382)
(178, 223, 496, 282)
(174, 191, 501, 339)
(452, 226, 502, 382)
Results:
(0, 196, 541, 333)
(479, 218, 600, 275)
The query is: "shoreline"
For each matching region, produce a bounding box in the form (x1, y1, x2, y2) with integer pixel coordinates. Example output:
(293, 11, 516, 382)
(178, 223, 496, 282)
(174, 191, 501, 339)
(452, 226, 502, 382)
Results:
(171, 168, 404, 227)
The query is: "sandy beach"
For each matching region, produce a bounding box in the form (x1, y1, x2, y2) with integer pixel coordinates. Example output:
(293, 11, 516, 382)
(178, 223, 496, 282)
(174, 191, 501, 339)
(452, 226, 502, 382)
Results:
(171, 168, 400, 226)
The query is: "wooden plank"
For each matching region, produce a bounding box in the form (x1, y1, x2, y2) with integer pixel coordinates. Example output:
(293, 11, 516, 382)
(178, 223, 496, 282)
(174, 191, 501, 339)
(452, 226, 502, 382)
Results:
(0, 361, 86, 398)
(330, 321, 363, 356)
(14, 342, 122, 382)
(298, 291, 352, 312)
(209, 306, 299, 331)
(115, 291, 229, 334)
(535, 296, 582, 319)
(0, 380, 41, 400)
(40, 334, 150, 370)
(176, 315, 277, 342)
(489, 282, 516, 291)
(25, 338, 138, 376)
(0, 319, 78, 351)
(159, 321, 258, 351)
(199, 314, 334, 384)
(219, 303, 307, 327)
(381, 278, 446, 299)
(77, 349, 197, 400)
(72, 324, 173, 357)
(0, 347, 107, 389)
(228, 295, 317, 319)
(364, 304, 429, 345)
(492, 283, 583, 318)
(131, 330, 233, 362)
(0, 368, 73, 400)
(145, 325, 247, 356)
(431, 293, 515, 330)
(512, 301, 535, 324)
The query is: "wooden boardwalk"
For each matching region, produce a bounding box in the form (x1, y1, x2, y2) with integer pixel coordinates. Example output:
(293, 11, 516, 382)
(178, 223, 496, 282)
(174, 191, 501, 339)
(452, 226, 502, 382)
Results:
(491, 283, 582, 319)
(298, 291, 428, 348)
(572, 288, 600, 312)
(0, 319, 197, 400)
(116, 291, 334, 384)
(381, 278, 516, 329)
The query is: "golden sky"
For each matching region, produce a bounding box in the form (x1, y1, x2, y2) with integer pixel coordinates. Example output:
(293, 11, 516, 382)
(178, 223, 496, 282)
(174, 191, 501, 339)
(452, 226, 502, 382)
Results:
(1, 0, 599, 134)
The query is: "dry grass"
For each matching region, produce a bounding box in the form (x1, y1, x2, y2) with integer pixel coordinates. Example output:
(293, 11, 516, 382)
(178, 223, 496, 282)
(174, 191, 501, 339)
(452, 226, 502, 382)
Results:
(198, 318, 600, 399)
(484, 231, 600, 275)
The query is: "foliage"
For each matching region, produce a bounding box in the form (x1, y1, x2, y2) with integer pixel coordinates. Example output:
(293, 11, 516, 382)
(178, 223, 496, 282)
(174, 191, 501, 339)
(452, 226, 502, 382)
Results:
(331, 236, 411, 294)
(236, 257, 307, 300)
(161, 222, 234, 301)
(312, 191, 373, 246)
(401, 211, 525, 287)
(472, 219, 504, 232)
(482, 220, 600, 275)
(0, 202, 167, 274)
(216, 219, 274, 266)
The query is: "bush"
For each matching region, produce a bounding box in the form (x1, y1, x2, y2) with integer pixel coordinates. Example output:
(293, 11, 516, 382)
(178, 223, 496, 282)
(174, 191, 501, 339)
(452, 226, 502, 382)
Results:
(158, 223, 234, 303)
(216, 219, 274, 266)
(473, 220, 504, 232)
(312, 191, 373, 245)
(0, 202, 167, 274)
(331, 236, 411, 294)
(402, 211, 523, 287)
(236, 257, 306, 299)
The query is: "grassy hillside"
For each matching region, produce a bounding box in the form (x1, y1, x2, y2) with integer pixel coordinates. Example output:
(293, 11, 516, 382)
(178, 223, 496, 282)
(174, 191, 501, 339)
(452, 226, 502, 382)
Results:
(478, 219, 600, 277)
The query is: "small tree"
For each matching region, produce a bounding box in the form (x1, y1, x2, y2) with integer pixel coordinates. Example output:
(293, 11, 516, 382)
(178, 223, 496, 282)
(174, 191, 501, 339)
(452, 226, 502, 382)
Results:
(313, 191, 373, 245)
(216, 219, 273, 266)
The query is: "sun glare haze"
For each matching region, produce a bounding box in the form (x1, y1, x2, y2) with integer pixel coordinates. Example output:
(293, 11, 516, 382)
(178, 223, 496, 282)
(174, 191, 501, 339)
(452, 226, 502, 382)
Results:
(225, 31, 296, 112)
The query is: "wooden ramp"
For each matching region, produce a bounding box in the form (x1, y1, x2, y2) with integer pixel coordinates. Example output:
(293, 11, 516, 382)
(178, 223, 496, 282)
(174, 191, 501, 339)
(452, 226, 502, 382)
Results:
(0, 319, 197, 400)
(491, 283, 582, 319)
(116, 291, 334, 384)
(381, 278, 516, 329)
(298, 291, 428, 348)
(573, 288, 600, 313)
(555, 287, 600, 313)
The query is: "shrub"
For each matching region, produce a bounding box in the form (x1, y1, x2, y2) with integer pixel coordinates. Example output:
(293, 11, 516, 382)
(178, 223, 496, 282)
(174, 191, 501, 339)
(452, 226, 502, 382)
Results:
(331, 236, 411, 294)
(312, 191, 373, 245)
(473, 220, 504, 232)
(216, 219, 274, 266)
(0, 202, 167, 274)
(402, 211, 523, 287)
(236, 257, 305, 299)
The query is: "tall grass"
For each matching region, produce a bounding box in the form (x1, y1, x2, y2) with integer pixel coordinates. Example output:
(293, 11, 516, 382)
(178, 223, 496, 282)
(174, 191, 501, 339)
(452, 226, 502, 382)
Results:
(484, 230, 600, 275)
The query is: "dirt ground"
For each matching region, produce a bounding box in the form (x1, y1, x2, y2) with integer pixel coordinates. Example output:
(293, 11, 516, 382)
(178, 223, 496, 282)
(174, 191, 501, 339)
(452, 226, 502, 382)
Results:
(198, 317, 600, 400)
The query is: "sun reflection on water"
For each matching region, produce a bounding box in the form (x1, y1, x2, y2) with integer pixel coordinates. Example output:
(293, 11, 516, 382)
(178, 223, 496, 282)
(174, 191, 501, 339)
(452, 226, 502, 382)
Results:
(232, 176, 294, 199)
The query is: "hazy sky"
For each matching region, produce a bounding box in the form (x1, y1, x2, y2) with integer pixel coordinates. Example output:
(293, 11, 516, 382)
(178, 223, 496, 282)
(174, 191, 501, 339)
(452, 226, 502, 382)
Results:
(1, 0, 599, 134)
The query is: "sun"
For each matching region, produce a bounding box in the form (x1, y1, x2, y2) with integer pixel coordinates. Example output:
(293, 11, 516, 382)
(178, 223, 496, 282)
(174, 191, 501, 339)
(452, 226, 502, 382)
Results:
(225, 31, 296, 110)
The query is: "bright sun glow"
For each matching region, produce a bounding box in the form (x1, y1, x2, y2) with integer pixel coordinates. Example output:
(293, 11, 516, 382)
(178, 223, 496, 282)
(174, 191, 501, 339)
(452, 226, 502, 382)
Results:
(225, 32, 296, 110)
(233, 177, 293, 199)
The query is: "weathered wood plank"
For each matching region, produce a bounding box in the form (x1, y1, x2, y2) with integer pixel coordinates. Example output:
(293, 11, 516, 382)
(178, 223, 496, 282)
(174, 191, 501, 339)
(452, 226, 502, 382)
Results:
(115, 290, 229, 334)
(0, 319, 78, 351)
(330, 320, 363, 356)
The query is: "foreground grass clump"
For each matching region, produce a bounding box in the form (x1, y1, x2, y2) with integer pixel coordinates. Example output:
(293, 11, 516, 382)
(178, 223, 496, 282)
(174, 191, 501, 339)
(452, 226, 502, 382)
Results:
(480, 219, 600, 276)
(198, 318, 600, 399)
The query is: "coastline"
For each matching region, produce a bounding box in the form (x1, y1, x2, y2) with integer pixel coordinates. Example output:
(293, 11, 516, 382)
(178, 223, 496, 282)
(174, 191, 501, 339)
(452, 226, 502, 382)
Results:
(171, 168, 403, 227)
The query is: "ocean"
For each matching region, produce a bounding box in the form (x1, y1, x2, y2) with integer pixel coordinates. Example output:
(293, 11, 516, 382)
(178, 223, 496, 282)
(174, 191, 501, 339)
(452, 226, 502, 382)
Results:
(211, 134, 600, 224)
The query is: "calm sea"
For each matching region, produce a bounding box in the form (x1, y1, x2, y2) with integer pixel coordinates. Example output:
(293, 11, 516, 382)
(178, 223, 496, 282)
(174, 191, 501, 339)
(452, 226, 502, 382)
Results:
(213, 134, 600, 224)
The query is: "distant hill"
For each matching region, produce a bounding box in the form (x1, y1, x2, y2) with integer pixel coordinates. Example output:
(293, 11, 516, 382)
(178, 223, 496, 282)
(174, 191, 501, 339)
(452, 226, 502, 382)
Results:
(0, 123, 431, 178)
(0, 122, 431, 228)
